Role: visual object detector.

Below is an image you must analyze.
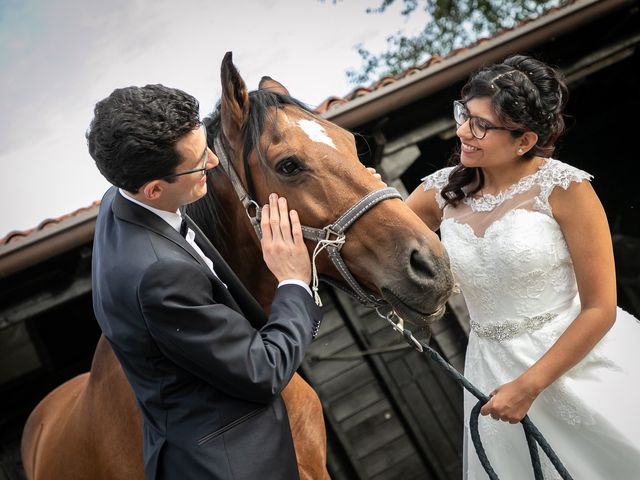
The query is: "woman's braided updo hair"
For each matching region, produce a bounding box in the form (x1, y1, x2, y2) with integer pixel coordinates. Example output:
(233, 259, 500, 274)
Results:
(441, 55, 569, 206)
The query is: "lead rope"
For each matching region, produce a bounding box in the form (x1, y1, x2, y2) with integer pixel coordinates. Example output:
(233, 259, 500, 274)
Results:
(381, 310, 573, 480)
(310, 233, 346, 307)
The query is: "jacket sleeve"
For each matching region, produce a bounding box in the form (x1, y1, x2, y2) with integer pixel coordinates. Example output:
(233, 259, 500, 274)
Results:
(137, 257, 321, 403)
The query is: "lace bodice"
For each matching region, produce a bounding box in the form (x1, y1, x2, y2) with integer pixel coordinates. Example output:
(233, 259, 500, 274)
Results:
(422, 159, 592, 328)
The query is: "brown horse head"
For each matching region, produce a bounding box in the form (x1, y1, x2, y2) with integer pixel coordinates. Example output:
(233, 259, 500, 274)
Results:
(189, 52, 454, 325)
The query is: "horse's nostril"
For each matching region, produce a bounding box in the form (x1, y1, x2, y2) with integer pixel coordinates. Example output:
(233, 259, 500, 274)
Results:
(409, 248, 435, 279)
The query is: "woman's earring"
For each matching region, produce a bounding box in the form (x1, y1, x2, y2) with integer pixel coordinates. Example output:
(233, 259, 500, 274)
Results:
(517, 148, 523, 155)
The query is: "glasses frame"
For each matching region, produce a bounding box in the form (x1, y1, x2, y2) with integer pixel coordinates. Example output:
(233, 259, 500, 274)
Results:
(453, 100, 511, 140)
(162, 150, 209, 180)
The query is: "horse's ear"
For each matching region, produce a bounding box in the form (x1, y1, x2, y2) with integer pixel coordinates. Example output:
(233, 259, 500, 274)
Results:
(220, 51, 249, 148)
(259, 76, 290, 96)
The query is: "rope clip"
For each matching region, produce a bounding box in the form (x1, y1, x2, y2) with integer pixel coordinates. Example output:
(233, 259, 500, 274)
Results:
(377, 308, 424, 353)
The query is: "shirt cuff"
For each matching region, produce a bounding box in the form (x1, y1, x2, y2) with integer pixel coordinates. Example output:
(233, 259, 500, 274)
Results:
(278, 279, 313, 298)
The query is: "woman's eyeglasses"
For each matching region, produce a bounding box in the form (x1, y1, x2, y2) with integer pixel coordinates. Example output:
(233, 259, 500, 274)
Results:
(453, 100, 511, 140)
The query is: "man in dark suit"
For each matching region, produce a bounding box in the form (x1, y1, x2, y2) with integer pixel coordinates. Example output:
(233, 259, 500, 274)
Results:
(86, 84, 321, 479)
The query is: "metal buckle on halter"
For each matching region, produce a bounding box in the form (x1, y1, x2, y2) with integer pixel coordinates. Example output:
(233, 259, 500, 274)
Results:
(244, 200, 262, 238)
(245, 200, 261, 222)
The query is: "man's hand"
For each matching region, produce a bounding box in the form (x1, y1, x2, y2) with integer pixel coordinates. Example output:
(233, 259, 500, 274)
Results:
(260, 193, 312, 284)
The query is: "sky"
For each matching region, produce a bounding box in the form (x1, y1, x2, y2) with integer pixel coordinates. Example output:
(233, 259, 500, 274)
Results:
(0, 0, 429, 239)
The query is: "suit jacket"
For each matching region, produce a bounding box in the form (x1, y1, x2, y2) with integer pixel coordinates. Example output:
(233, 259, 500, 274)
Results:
(91, 187, 321, 479)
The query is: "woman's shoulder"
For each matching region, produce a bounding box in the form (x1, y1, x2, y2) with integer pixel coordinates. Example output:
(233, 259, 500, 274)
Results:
(538, 158, 593, 190)
(421, 166, 455, 192)
(533, 159, 594, 215)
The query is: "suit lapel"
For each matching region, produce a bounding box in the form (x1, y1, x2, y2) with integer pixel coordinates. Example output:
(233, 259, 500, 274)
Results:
(112, 190, 206, 267)
(111, 190, 244, 312)
(184, 214, 268, 329)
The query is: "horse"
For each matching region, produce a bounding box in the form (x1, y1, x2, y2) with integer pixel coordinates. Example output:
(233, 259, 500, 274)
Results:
(20, 52, 454, 480)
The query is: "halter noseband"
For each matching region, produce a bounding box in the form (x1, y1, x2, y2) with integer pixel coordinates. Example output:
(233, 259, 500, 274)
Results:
(213, 135, 402, 310)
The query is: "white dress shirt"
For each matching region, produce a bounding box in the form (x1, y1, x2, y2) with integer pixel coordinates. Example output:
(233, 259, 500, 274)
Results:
(119, 189, 311, 296)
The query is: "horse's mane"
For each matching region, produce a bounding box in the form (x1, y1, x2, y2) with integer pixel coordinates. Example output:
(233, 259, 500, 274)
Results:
(185, 90, 313, 255)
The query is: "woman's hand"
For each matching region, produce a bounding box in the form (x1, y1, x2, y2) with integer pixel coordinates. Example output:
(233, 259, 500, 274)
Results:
(366, 167, 385, 185)
(480, 377, 539, 424)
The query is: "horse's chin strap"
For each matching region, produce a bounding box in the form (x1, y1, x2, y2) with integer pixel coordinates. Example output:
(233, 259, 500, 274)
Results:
(213, 135, 402, 308)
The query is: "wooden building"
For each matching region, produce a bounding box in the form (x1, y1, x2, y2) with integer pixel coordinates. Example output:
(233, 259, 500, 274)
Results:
(1, 1, 638, 478)
(306, 1, 640, 477)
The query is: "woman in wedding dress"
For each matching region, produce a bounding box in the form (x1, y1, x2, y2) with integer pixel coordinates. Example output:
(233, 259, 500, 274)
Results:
(406, 54, 640, 479)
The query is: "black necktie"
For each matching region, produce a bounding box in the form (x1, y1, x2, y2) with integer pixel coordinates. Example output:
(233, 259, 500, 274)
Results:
(179, 217, 189, 238)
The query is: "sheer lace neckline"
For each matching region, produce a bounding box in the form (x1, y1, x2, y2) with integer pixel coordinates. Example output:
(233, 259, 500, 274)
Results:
(464, 158, 549, 212)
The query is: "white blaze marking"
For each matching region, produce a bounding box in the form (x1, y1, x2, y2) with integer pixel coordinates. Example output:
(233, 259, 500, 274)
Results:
(297, 119, 336, 150)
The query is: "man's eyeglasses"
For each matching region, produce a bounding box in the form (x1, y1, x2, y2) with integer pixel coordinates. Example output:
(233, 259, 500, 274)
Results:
(453, 100, 511, 140)
(162, 150, 209, 180)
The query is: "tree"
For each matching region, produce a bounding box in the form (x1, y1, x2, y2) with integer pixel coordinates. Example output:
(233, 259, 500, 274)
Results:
(345, 0, 567, 85)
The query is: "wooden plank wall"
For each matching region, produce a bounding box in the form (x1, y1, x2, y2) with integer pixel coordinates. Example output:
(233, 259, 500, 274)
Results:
(301, 287, 468, 479)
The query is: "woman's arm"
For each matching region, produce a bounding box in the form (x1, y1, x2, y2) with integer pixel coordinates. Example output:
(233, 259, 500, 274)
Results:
(405, 185, 444, 232)
(481, 180, 617, 423)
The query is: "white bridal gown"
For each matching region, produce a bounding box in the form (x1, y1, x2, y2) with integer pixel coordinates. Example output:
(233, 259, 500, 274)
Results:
(423, 159, 640, 479)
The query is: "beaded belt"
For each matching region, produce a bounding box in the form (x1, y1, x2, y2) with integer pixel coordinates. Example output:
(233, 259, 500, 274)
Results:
(470, 312, 558, 342)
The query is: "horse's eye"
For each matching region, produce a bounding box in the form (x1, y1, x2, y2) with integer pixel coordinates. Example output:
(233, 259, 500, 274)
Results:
(276, 158, 303, 176)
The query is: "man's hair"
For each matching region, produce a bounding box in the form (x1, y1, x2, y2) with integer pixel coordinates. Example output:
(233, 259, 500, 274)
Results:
(86, 84, 201, 192)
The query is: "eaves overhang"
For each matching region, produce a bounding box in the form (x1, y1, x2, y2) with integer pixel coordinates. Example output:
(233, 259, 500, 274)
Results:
(0, 206, 99, 279)
(323, 0, 633, 129)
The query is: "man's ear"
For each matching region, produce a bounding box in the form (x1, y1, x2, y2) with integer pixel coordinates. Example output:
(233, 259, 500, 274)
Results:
(141, 180, 163, 201)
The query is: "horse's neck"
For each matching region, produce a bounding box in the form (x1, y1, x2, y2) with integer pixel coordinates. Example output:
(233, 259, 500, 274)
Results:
(211, 172, 278, 312)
